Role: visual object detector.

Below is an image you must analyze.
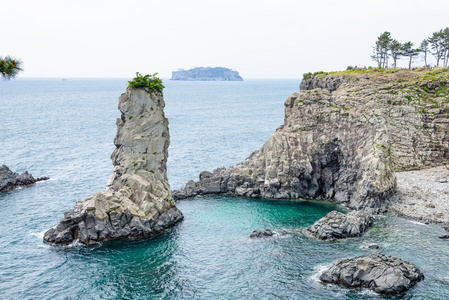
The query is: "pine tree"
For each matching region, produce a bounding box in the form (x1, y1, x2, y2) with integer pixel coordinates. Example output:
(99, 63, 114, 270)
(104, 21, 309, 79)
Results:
(371, 32, 392, 68)
(420, 39, 429, 67)
(0, 56, 23, 80)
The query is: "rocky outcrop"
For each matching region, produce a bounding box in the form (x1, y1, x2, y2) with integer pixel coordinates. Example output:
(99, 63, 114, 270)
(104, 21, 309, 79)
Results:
(250, 229, 276, 238)
(44, 87, 183, 245)
(0, 165, 48, 192)
(320, 253, 424, 294)
(174, 71, 449, 211)
(305, 210, 373, 240)
(299, 74, 349, 92)
(171, 67, 243, 81)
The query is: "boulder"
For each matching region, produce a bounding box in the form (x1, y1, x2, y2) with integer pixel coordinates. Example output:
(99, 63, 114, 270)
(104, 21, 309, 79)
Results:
(44, 86, 183, 245)
(305, 210, 373, 240)
(320, 253, 424, 294)
(250, 229, 275, 238)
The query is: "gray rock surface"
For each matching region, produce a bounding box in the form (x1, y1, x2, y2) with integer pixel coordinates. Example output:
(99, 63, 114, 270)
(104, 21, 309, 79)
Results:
(390, 165, 449, 223)
(305, 210, 373, 240)
(0, 165, 48, 192)
(174, 72, 449, 211)
(250, 229, 275, 238)
(44, 87, 183, 245)
(320, 253, 424, 294)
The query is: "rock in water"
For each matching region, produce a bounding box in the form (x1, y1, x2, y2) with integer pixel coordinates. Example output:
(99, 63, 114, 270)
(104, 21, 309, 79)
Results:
(44, 87, 183, 245)
(320, 253, 424, 294)
(250, 229, 275, 238)
(305, 210, 373, 240)
(0, 165, 48, 192)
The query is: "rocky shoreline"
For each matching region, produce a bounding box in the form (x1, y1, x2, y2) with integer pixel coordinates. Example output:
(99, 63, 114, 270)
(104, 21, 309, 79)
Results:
(389, 165, 449, 224)
(170, 71, 448, 294)
(0, 165, 49, 192)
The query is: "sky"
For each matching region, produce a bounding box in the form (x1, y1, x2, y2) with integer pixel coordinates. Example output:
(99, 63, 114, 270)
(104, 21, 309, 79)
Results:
(3, 0, 449, 78)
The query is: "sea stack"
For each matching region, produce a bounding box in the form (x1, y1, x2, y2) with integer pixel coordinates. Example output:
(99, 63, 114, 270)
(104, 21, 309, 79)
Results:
(44, 86, 183, 244)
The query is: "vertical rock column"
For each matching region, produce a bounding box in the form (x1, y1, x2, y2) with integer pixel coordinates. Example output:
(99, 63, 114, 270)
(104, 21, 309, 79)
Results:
(44, 87, 183, 244)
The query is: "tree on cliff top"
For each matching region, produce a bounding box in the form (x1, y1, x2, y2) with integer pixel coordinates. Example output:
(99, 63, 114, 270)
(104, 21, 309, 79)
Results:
(389, 39, 402, 68)
(0, 56, 22, 80)
(420, 39, 429, 66)
(371, 32, 392, 68)
(428, 28, 449, 67)
(401, 42, 421, 70)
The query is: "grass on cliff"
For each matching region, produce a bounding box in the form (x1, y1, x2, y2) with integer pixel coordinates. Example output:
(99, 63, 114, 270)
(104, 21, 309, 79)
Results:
(128, 72, 165, 92)
(303, 67, 449, 82)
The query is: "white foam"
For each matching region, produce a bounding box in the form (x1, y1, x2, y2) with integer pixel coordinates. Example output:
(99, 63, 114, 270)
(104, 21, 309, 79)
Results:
(408, 220, 427, 226)
(29, 230, 46, 239)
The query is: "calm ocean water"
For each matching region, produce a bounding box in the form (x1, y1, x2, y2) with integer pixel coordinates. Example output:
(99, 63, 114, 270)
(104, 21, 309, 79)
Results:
(1, 78, 449, 299)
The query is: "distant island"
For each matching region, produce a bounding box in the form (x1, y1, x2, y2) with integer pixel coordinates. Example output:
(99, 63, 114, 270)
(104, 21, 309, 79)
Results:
(171, 67, 243, 81)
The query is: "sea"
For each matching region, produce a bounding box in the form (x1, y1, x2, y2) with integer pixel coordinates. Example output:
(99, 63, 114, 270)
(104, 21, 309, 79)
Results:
(1, 78, 449, 299)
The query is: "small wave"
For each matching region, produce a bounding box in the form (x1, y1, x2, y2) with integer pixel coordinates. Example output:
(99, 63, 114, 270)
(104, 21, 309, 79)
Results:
(408, 220, 427, 226)
(29, 230, 47, 239)
(310, 263, 333, 283)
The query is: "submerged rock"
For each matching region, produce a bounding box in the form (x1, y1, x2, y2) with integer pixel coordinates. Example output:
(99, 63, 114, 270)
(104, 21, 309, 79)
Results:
(0, 165, 49, 192)
(320, 253, 424, 294)
(250, 229, 275, 238)
(44, 87, 183, 245)
(305, 210, 373, 240)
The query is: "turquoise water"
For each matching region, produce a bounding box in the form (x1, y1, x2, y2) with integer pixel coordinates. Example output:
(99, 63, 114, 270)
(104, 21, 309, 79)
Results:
(1, 79, 449, 299)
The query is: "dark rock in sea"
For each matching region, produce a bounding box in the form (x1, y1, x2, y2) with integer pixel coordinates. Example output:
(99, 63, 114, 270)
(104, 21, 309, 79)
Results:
(250, 229, 275, 238)
(438, 234, 449, 239)
(320, 253, 424, 294)
(44, 86, 183, 245)
(171, 67, 243, 81)
(305, 210, 373, 240)
(368, 243, 379, 249)
(0, 165, 49, 192)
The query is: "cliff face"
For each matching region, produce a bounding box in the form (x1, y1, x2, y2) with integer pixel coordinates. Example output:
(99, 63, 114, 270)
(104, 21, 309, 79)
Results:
(174, 71, 449, 210)
(44, 87, 183, 244)
(171, 67, 243, 81)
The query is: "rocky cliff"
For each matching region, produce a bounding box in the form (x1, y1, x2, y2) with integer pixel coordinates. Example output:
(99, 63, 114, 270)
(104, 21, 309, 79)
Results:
(44, 87, 183, 245)
(171, 67, 243, 81)
(174, 70, 449, 210)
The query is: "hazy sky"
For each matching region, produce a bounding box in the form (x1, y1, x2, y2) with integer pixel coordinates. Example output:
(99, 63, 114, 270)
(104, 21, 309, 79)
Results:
(3, 0, 449, 78)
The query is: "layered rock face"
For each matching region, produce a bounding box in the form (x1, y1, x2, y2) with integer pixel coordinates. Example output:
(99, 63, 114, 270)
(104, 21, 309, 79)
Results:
(44, 88, 183, 245)
(175, 72, 449, 210)
(0, 165, 48, 192)
(320, 253, 424, 294)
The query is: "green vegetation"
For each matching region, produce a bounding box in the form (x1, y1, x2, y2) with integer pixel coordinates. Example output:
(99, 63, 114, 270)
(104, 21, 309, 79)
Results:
(0, 56, 22, 80)
(371, 28, 449, 69)
(303, 71, 328, 80)
(128, 72, 165, 92)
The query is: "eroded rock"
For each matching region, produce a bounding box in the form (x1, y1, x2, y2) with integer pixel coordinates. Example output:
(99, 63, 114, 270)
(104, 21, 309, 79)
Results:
(174, 73, 449, 211)
(250, 229, 275, 238)
(320, 253, 424, 294)
(44, 87, 183, 245)
(0, 165, 48, 192)
(305, 210, 374, 240)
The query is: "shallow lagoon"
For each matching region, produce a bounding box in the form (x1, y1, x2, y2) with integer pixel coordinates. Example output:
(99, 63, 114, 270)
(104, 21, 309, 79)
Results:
(1, 78, 449, 299)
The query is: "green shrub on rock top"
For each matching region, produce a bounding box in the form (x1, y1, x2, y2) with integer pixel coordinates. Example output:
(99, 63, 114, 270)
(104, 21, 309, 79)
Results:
(128, 72, 165, 92)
